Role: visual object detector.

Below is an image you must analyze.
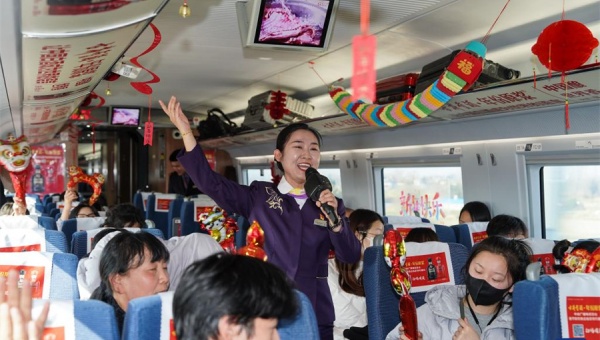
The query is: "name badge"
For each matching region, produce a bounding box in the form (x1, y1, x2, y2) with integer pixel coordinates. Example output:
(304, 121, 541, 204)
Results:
(314, 219, 328, 228)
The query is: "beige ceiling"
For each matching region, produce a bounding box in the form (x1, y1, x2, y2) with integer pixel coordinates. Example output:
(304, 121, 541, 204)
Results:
(1, 0, 599, 140)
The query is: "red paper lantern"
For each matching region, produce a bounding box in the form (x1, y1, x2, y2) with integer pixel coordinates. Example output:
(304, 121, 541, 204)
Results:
(532, 20, 599, 72)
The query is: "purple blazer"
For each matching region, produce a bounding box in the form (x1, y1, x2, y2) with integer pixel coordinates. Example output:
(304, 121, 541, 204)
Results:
(179, 146, 361, 328)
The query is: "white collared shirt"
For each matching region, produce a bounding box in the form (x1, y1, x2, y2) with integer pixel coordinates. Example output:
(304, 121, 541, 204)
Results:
(277, 176, 308, 209)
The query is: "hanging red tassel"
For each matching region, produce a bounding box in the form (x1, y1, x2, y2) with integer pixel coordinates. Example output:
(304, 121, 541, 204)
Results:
(533, 67, 537, 89)
(564, 78, 570, 132)
(91, 123, 97, 154)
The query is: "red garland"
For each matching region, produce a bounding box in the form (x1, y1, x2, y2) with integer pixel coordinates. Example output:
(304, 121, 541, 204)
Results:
(130, 23, 162, 95)
(265, 90, 290, 120)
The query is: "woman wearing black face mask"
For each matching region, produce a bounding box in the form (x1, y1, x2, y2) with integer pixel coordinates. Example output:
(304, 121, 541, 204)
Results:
(387, 236, 532, 340)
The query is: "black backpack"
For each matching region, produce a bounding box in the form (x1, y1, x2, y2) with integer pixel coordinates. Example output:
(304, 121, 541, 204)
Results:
(196, 108, 238, 140)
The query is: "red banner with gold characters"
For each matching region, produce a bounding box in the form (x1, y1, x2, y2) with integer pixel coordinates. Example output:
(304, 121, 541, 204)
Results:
(26, 145, 65, 196)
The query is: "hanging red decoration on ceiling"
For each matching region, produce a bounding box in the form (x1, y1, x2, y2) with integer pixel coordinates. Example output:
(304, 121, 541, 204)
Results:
(130, 23, 162, 95)
(104, 72, 121, 82)
(265, 90, 290, 121)
(532, 20, 598, 73)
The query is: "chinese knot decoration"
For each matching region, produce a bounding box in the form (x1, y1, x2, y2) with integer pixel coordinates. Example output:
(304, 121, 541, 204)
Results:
(67, 166, 105, 206)
(199, 206, 238, 253)
(384, 229, 419, 340)
(265, 90, 290, 121)
(237, 220, 267, 261)
(0, 135, 33, 215)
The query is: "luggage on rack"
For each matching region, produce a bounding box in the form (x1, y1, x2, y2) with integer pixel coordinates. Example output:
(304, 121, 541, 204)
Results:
(415, 50, 521, 93)
(375, 73, 419, 104)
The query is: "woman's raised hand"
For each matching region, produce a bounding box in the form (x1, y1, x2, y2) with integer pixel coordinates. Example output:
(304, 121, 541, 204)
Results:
(159, 96, 191, 134)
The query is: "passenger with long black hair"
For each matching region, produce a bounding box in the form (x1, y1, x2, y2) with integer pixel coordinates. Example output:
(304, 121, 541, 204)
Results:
(90, 230, 170, 333)
(387, 236, 532, 340)
(328, 209, 384, 340)
(160, 96, 361, 340)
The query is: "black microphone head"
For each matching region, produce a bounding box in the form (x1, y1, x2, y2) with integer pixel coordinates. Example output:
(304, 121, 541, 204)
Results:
(304, 167, 322, 201)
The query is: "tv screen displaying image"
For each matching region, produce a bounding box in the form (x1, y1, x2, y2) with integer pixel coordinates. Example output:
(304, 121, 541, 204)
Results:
(111, 107, 140, 126)
(254, 0, 336, 48)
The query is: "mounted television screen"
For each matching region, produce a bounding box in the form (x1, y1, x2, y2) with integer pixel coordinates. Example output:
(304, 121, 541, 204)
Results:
(241, 0, 339, 52)
(110, 107, 140, 126)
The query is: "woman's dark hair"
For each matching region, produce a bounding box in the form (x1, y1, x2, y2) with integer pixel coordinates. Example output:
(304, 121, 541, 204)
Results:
(486, 214, 528, 238)
(274, 123, 323, 172)
(103, 203, 146, 229)
(460, 201, 491, 222)
(174, 253, 297, 340)
(169, 149, 181, 162)
(69, 203, 100, 219)
(463, 236, 532, 286)
(335, 209, 384, 297)
(90, 230, 169, 302)
(405, 228, 439, 243)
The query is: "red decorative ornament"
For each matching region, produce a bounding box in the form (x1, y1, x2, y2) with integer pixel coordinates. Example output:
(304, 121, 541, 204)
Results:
(104, 72, 121, 82)
(0, 135, 33, 215)
(237, 221, 267, 261)
(384, 229, 419, 340)
(67, 166, 105, 206)
(532, 20, 598, 73)
(265, 90, 290, 121)
(198, 207, 239, 253)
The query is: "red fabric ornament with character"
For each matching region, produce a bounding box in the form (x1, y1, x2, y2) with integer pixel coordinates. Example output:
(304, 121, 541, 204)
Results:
(0, 135, 33, 215)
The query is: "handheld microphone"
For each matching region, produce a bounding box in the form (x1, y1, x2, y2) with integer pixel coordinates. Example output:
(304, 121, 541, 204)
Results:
(304, 167, 340, 226)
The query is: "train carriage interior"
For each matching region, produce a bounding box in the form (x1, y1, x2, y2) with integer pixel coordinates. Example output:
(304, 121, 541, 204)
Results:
(0, 0, 598, 338)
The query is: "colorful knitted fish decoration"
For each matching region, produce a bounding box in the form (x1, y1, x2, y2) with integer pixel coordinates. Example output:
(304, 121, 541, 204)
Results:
(330, 41, 487, 127)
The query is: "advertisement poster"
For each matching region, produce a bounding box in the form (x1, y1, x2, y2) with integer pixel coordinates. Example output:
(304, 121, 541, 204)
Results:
(0, 265, 45, 299)
(27, 145, 65, 197)
(156, 198, 172, 212)
(0, 244, 42, 252)
(530, 253, 557, 275)
(566, 296, 600, 339)
(471, 231, 488, 245)
(395, 225, 435, 240)
(404, 252, 451, 292)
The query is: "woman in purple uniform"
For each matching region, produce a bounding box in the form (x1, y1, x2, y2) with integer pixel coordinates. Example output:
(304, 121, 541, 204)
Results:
(160, 96, 361, 339)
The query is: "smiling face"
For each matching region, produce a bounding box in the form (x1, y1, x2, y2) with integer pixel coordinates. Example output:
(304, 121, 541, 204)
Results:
(468, 250, 513, 290)
(273, 129, 320, 189)
(112, 248, 169, 311)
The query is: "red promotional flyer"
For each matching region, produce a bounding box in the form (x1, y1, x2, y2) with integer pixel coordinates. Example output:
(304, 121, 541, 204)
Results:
(404, 252, 450, 290)
(27, 145, 65, 196)
(0, 265, 45, 298)
(0, 244, 42, 252)
(566, 296, 600, 339)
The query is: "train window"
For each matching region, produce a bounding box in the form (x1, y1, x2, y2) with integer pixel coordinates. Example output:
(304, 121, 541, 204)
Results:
(541, 165, 600, 241)
(380, 167, 463, 225)
(243, 167, 342, 197)
(245, 168, 271, 184)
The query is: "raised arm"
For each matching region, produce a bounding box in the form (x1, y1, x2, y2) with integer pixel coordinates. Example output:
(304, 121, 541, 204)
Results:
(159, 96, 197, 152)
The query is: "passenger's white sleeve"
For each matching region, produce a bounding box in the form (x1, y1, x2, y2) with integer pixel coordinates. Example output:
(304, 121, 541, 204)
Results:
(76, 230, 121, 300)
(386, 323, 401, 340)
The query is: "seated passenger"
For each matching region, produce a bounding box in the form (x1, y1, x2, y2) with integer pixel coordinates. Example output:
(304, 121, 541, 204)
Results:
(458, 201, 491, 224)
(90, 230, 169, 333)
(405, 228, 439, 243)
(328, 209, 384, 340)
(173, 253, 298, 340)
(57, 189, 99, 229)
(0, 202, 29, 216)
(78, 228, 222, 299)
(387, 236, 532, 340)
(486, 214, 528, 239)
(102, 203, 146, 228)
